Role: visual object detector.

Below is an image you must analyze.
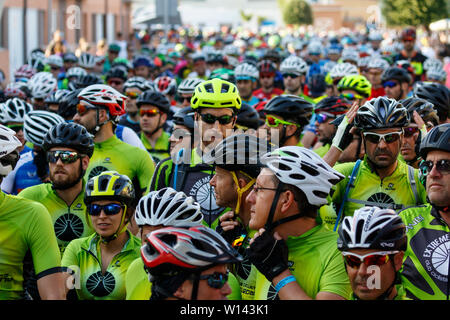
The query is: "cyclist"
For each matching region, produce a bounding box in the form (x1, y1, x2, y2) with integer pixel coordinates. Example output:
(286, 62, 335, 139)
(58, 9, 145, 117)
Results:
(169, 106, 195, 156)
(105, 66, 127, 93)
(126, 187, 203, 300)
(245, 146, 351, 300)
(148, 78, 241, 229)
(400, 97, 439, 168)
(0, 124, 65, 300)
(61, 171, 141, 300)
(45, 89, 70, 114)
(73, 84, 155, 199)
(413, 82, 450, 125)
(176, 78, 204, 108)
(132, 55, 155, 80)
(136, 90, 171, 163)
(234, 62, 260, 107)
(28, 72, 57, 110)
(366, 57, 390, 99)
(399, 123, 450, 300)
(253, 60, 284, 101)
(337, 206, 408, 300)
(141, 224, 242, 300)
(322, 97, 427, 230)
(204, 133, 273, 300)
(337, 74, 372, 106)
(119, 76, 155, 134)
(154, 76, 178, 106)
(235, 103, 261, 132)
(19, 122, 95, 255)
(327, 62, 359, 97)
(381, 67, 412, 101)
(280, 55, 313, 103)
(261, 94, 313, 147)
(188, 52, 210, 80)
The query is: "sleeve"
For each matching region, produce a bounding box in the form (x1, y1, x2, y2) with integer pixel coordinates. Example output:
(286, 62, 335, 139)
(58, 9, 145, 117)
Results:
(120, 126, 147, 150)
(318, 249, 352, 300)
(61, 240, 80, 271)
(25, 203, 62, 278)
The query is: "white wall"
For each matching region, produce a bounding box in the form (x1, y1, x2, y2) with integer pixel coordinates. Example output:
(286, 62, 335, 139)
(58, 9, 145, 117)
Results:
(8, 7, 23, 79)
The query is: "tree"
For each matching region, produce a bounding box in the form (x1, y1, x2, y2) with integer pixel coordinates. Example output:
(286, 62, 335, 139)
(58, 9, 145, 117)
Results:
(381, 0, 449, 29)
(240, 10, 253, 23)
(280, 0, 313, 26)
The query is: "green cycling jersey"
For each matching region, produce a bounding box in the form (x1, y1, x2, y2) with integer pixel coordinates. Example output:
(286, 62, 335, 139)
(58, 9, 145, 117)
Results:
(320, 156, 427, 230)
(253, 222, 352, 300)
(0, 192, 61, 300)
(61, 230, 141, 300)
(140, 130, 171, 164)
(399, 203, 450, 300)
(85, 136, 155, 196)
(18, 182, 94, 255)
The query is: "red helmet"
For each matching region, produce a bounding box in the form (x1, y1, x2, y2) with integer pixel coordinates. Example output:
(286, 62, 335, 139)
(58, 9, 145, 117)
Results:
(401, 28, 416, 41)
(257, 59, 277, 75)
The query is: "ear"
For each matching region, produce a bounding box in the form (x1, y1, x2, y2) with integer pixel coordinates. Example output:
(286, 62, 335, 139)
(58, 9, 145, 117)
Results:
(172, 279, 191, 300)
(394, 251, 404, 272)
(280, 189, 295, 213)
(81, 156, 90, 171)
(161, 112, 168, 123)
(98, 108, 109, 122)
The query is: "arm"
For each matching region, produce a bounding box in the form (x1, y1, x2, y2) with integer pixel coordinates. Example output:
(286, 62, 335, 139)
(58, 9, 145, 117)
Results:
(37, 272, 66, 300)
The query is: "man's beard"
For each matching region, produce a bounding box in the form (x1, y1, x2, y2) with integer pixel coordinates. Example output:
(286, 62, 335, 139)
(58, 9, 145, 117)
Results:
(369, 147, 397, 169)
(51, 162, 84, 190)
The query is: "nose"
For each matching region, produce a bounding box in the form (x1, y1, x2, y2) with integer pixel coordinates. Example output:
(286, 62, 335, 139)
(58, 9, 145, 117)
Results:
(246, 188, 256, 205)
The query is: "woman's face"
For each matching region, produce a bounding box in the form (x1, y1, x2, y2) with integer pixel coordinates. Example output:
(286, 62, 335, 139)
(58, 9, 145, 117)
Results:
(89, 200, 125, 238)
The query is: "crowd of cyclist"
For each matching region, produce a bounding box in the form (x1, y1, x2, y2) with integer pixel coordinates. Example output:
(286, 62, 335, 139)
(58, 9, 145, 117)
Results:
(0, 25, 449, 301)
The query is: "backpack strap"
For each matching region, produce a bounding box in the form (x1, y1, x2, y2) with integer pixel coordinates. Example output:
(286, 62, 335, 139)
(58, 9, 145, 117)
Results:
(407, 164, 421, 205)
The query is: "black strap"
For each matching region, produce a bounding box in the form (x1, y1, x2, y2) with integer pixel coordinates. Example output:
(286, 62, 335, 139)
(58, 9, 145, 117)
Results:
(264, 182, 285, 232)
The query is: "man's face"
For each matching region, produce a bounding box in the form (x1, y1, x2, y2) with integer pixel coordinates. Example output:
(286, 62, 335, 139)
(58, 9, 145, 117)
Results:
(363, 128, 403, 169)
(108, 50, 119, 62)
(246, 168, 278, 230)
(236, 79, 254, 99)
(134, 66, 150, 79)
(140, 105, 166, 135)
(340, 90, 365, 107)
(169, 124, 191, 155)
(124, 88, 142, 115)
(207, 62, 223, 72)
(400, 125, 419, 162)
(49, 65, 60, 78)
(195, 108, 235, 149)
(366, 68, 383, 87)
(315, 113, 336, 143)
(48, 147, 88, 190)
(176, 93, 192, 108)
(210, 167, 237, 208)
(73, 108, 99, 134)
(425, 150, 450, 208)
(402, 39, 415, 51)
(107, 78, 125, 93)
(7, 123, 25, 146)
(283, 74, 302, 93)
(259, 73, 275, 89)
(344, 248, 403, 300)
(193, 60, 206, 75)
(383, 79, 403, 100)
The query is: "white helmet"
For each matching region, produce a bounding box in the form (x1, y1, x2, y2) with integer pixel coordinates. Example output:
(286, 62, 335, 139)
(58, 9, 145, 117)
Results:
(3, 98, 33, 123)
(234, 62, 259, 81)
(177, 78, 204, 95)
(28, 72, 57, 99)
(307, 41, 323, 55)
(368, 31, 383, 41)
(261, 146, 344, 206)
(123, 76, 156, 92)
(154, 76, 177, 96)
(78, 52, 96, 69)
(341, 48, 359, 63)
(280, 55, 308, 75)
(77, 84, 127, 116)
(329, 63, 359, 80)
(423, 58, 443, 71)
(46, 54, 63, 68)
(322, 61, 337, 73)
(367, 57, 390, 71)
(358, 56, 372, 68)
(0, 125, 22, 177)
(223, 44, 240, 57)
(135, 187, 203, 227)
(66, 67, 87, 79)
(426, 67, 447, 82)
(23, 110, 65, 146)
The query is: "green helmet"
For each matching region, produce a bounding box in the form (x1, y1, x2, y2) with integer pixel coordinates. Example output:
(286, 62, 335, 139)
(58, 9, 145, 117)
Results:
(337, 75, 372, 98)
(209, 68, 236, 84)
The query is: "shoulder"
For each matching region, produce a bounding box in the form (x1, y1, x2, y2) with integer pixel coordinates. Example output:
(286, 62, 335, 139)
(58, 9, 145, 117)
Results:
(333, 161, 357, 176)
(18, 183, 52, 199)
(398, 204, 430, 220)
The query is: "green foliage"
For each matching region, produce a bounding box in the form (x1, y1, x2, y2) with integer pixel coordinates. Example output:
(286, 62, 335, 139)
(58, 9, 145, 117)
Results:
(381, 0, 449, 27)
(240, 10, 253, 22)
(281, 0, 313, 26)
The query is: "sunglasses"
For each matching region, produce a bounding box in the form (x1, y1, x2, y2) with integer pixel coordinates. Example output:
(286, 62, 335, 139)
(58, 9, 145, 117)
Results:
(342, 251, 398, 269)
(87, 203, 124, 216)
(126, 91, 140, 99)
(363, 131, 402, 144)
(260, 73, 275, 79)
(282, 73, 299, 79)
(316, 113, 335, 124)
(420, 159, 450, 176)
(403, 127, 419, 138)
(199, 113, 234, 125)
(176, 96, 192, 103)
(47, 150, 81, 164)
(140, 109, 160, 117)
(7, 124, 24, 133)
(50, 66, 60, 71)
(76, 103, 97, 116)
(108, 80, 124, 86)
(383, 81, 399, 88)
(265, 115, 297, 128)
(197, 271, 229, 289)
(340, 93, 364, 101)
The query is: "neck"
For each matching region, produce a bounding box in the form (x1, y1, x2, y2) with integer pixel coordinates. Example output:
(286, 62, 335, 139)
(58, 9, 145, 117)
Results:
(144, 127, 163, 146)
(374, 160, 398, 180)
(262, 85, 274, 93)
(55, 181, 83, 206)
(100, 228, 129, 253)
(94, 123, 114, 143)
(275, 215, 317, 240)
(287, 87, 302, 96)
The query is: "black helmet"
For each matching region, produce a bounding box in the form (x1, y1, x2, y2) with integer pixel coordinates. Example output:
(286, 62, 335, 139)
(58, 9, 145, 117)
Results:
(413, 82, 450, 122)
(355, 96, 410, 130)
(419, 123, 450, 158)
(63, 52, 78, 63)
(399, 97, 439, 127)
(173, 106, 195, 132)
(236, 103, 260, 130)
(263, 95, 313, 127)
(75, 74, 104, 89)
(381, 67, 411, 84)
(314, 96, 351, 116)
(307, 73, 326, 98)
(136, 90, 171, 114)
(58, 89, 81, 120)
(42, 122, 94, 158)
(106, 66, 128, 82)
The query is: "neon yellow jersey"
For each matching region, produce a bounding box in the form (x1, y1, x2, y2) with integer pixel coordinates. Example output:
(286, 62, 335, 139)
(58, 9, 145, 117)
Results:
(320, 156, 427, 231)
(0, 192, 61, 300)
(313, 143, 330, 158)
(253, 223, 352, 300)
(18, 182, 94, 255)
(85, 136, 155, 195)
(140, 131, 171, 164)
(61, 230, 141, 300)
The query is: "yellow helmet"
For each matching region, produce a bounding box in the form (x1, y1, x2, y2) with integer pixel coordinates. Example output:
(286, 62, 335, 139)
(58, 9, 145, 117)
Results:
(84, 171, 135, 206)
(190, 78, 242, 110)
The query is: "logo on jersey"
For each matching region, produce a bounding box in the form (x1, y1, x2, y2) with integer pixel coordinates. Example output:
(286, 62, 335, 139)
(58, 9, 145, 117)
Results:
(189, 176, 222, 221)
(88, 166, 109, 180)
(54, 213, 84, 242)
(367, 193, 395, 208)
(86, 271, 116, 297)
(385, 183, 396, 191)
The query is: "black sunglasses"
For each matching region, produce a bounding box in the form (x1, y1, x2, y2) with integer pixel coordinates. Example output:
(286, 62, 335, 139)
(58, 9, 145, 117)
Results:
(200, 113, 234, 125)
(47, 150, 81, 164)
(282, 73, 299, 79)
(87, 203, 124, 216)
(420, 159, 450, 176)
(197, 271, 229, 289)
